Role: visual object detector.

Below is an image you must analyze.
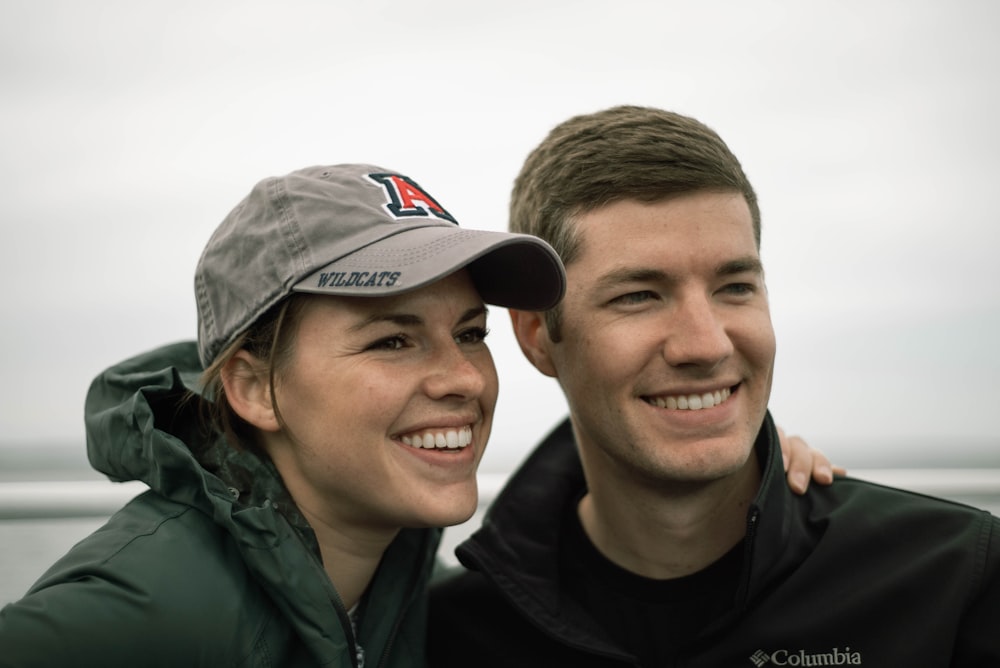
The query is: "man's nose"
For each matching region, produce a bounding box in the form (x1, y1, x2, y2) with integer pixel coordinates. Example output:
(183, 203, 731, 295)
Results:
(660, 294, 734, 369)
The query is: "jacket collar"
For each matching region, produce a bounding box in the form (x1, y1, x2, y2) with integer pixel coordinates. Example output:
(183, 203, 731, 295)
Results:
(456, 411, 801, 645)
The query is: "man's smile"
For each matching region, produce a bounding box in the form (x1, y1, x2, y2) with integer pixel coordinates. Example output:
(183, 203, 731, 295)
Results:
(642, 384, 737, 411)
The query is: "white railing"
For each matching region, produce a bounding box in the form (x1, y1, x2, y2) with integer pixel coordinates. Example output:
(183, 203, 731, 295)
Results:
(1, 470, 998, 520)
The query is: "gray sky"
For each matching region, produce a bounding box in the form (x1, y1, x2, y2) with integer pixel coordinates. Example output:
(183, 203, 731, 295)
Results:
(2, 0, 998, 471)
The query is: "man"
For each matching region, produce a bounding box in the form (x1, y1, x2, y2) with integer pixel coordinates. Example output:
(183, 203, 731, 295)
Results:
(429, 106, 999, 666)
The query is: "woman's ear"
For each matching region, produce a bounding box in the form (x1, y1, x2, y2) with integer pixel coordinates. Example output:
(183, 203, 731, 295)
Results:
(509, 309, 558, 378)
(221, 350, 281, 433)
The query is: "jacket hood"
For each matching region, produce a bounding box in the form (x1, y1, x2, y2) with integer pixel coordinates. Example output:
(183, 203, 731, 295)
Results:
(86, 341, 213, 487)
(84, 341, 297, 528)
(83, 341, 442, 665)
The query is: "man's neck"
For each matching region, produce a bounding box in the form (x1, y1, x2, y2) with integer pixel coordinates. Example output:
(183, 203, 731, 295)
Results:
(577, 457, 761, 580)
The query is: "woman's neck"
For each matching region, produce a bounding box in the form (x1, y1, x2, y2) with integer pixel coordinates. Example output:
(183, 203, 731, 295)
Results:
(296, 501, 399, 610)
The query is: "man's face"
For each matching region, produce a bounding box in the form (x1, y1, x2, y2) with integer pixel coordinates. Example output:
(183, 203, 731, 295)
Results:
(523, 191, 775, 489)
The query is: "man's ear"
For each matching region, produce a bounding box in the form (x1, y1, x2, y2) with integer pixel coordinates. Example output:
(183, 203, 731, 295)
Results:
(509, 309, 558, 378)
(221, 350, 281, 433)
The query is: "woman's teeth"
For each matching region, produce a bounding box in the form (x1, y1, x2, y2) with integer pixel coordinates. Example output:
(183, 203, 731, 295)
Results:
(400, 426, 473, 449)
(647, 387, 732, 410)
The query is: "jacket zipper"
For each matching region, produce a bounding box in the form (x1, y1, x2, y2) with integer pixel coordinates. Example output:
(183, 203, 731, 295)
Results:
(372, 530, 436, 668)
(738, 507, 761, 609)
(286, 517, 364, 668)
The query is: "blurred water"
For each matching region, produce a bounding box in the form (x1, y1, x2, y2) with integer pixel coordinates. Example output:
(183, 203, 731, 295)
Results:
(3, 480, 1000, 606)
(0, 504, 484, 606)
(3, 443, 999, 607)
(0, 517, 106, 604)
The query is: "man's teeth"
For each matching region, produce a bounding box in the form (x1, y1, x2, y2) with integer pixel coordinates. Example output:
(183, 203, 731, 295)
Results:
(400, 426, 473, 449)
(647, 387, 731, 411)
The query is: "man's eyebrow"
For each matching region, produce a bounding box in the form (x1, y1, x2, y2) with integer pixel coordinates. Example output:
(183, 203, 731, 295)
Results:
(348, 305, 487, 332)
(717, 257, 764, 276)
(594, 267, 671, 289)
(592, 259, 763, 290)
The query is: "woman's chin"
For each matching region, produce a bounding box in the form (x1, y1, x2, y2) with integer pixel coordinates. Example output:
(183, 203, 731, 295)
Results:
(407, 486, 479, 529)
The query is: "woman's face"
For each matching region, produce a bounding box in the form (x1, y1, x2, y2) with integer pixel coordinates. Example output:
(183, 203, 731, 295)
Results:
(265, 270, 498, 533)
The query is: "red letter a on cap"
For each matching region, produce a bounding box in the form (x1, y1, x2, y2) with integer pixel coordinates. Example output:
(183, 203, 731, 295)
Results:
(367, 172, 458, 224)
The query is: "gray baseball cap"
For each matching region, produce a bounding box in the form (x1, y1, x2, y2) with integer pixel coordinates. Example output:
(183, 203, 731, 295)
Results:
(195, 164, 566, 366)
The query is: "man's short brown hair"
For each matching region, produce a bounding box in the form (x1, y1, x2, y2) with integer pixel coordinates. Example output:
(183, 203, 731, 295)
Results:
(509, 105, 761, 340)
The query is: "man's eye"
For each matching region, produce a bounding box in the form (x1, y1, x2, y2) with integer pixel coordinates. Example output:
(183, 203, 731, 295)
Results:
(455, 326, 490, 345)
(721, 283, 755, 296)
(611, 290, 655, 305)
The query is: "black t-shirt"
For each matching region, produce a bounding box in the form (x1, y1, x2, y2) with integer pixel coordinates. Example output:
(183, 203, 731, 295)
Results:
(559, 499, 743, 666)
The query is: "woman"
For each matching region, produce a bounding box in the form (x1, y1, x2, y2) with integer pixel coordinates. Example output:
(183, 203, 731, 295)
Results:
(0, 164, 830, 667)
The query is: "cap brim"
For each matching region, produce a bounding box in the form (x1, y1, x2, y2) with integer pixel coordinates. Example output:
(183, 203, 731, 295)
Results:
(292, 226, 565, 311)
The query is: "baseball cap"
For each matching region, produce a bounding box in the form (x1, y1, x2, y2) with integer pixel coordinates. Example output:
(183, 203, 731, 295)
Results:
(195, 164, 566, 366)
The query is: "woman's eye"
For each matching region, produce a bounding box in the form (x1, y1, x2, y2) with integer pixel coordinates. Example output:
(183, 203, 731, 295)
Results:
(367, 334, 409, 351)
(455, 326, 489, 345)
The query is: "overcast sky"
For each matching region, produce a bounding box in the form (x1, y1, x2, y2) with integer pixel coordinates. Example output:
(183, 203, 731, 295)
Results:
(1, 0, 998, 471)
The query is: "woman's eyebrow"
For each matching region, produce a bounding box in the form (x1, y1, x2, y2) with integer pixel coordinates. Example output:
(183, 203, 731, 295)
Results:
(457, 305, 488, 324)
(348, 304, 487, 333)
(348, 312, 423, 332)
